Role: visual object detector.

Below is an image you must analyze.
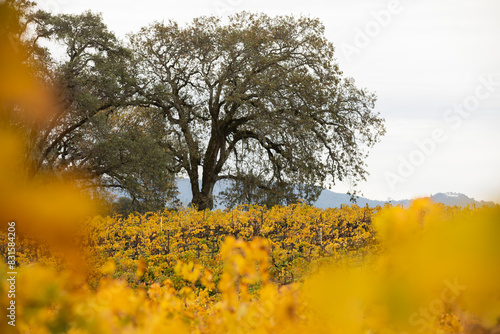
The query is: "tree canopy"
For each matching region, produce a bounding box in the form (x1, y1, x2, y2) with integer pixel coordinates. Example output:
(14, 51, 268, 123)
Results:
(31, 10, 134, 175)
(6, 1, 385, 212)
(130, 12, 385, 210)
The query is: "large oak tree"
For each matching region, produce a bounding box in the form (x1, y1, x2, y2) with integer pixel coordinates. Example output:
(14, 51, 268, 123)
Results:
(131, 13, 385, 210)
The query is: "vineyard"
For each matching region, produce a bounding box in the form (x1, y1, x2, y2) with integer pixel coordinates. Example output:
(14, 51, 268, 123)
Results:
(83, 204, 379, 288)
(1, 201, 500, 333)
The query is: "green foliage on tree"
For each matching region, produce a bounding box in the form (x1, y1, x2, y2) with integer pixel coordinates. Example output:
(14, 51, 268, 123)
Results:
(87, 108, 179, 213)
(112, 197, 135, 216)
(130, 12, 385, 210)
(31, 10, 134, 173)
(12, 6, 178, 212)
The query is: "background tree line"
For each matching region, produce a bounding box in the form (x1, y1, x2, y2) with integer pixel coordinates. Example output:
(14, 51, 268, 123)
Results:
(3, 0, 385, 214)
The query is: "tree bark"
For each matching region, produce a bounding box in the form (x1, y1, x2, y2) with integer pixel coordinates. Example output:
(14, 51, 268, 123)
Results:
(190, 125, 223, 210)
(191, 174, 215, 210)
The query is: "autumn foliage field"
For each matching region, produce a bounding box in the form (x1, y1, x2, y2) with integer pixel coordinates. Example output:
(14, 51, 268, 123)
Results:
(2, 201, 500, 333)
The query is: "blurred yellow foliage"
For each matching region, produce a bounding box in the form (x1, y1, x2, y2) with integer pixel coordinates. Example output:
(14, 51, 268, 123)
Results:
(1, 1, 95, 267)
(305, 199, 500, 333)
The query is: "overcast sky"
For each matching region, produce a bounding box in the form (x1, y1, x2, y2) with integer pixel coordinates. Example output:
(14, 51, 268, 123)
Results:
(37, 0, 500, 202)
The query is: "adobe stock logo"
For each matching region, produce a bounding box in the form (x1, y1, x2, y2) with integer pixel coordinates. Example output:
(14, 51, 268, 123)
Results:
(340, 0, 404, 63)
(385, 74, 500, 191)
(402, 278, 467, 334)
(38, 0, 70, 13)
(213, 0, 243, 16)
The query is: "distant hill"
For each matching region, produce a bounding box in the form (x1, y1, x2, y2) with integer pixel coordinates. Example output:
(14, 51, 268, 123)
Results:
(428, 192, 496, 208)
(314, 190, 496, 209)
(176, 179, 496, 209)
(313, 189, 404, 209)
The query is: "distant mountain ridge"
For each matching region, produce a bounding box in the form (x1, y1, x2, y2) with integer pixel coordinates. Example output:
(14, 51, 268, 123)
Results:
(313, 190, 496, 209)
(176, 179, 496, 209)
(428, 192, 496, 208)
